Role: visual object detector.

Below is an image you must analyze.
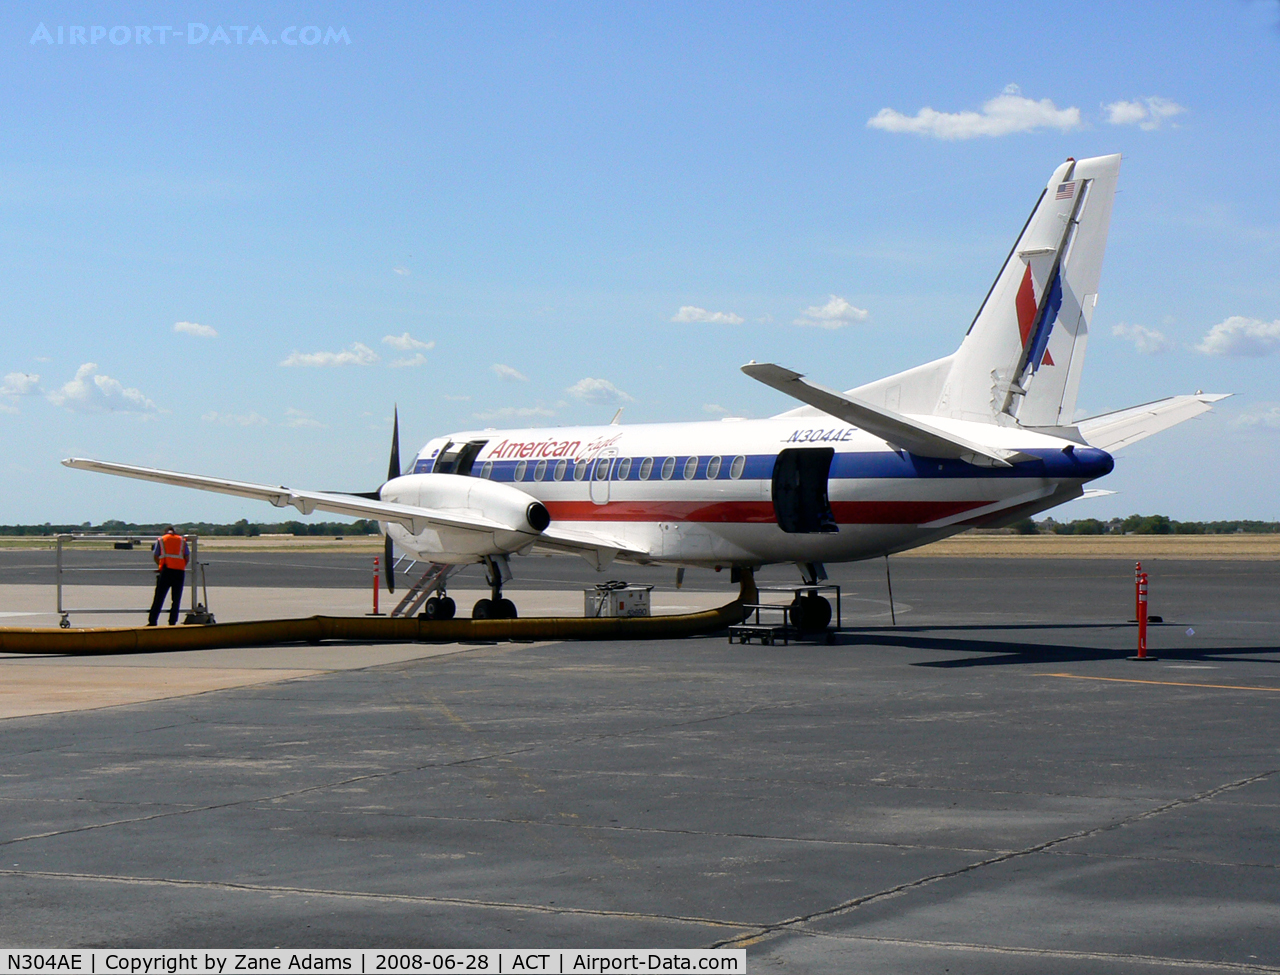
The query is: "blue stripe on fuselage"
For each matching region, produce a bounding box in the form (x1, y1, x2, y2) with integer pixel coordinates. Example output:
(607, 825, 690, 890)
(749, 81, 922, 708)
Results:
(411, 447, 1113, 481)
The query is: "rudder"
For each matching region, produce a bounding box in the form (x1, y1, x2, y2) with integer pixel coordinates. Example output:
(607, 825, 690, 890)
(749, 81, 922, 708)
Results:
(936, 154, 1121, 427)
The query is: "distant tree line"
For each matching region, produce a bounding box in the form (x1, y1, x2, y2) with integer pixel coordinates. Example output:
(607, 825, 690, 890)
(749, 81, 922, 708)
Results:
(0, 518, 383, 537)
(1014, 515, 1280, 536)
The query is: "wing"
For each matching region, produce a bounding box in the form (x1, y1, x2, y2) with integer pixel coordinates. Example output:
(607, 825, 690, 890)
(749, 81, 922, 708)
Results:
(742, 362, 1025, 467)
(1077, 394, 1229, 452)
(62, 457, 514, 534)
(62, 457, 651, 566)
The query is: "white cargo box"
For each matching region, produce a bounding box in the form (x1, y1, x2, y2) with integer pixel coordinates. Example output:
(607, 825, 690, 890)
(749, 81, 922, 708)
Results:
(584, 584, 653, 618)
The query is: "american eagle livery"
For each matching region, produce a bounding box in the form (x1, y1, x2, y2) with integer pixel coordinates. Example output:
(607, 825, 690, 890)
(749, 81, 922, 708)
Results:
(66, 154, 1225, 624)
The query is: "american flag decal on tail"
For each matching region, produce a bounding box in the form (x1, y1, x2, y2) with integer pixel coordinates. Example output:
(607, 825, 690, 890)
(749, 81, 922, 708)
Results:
(1055, 181, 1076, 200)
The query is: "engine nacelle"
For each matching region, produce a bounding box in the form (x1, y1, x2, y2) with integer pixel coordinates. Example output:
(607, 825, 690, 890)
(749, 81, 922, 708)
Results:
(379, 473, 550, 563)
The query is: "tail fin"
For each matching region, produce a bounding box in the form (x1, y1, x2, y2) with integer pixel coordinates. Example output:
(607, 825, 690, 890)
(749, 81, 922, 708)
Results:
(937, 154, 1121, 426)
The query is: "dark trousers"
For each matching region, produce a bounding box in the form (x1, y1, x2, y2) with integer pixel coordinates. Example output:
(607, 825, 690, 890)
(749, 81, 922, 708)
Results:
(149, 567, 185, 625)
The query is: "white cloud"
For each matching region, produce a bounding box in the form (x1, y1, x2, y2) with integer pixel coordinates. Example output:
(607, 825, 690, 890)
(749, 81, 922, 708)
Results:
(1195, 317, 1280, 357)
(390, 354, 430, 368)
(867, 87, 1082, 140)
(472, 405, 556, 421)
(671, 305, 745, 325)
(1, 372, 40, 396)
(702, 403, 731, 415)
(567, 377, 634, 405)
(202, 411, 268, 427)
(1232, 404, 1280, 431)
(393, 266, 411, 276)
(46, 363, 160, 414)
(794, 295, 869, 329)
(174, 321, 218, 339)
(441, 393, 471, 401)
(382, 332, 434, 351)
(280, 343, 379, 367)
(1112, 323, 1172, 354)
(1105, 97, 1186, 131)
(284, 407, 324, 428)
(492, 363, 529, 382)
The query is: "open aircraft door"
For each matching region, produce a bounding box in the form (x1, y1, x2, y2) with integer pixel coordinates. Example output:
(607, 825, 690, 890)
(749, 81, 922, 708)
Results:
(772, 448, 838, 533)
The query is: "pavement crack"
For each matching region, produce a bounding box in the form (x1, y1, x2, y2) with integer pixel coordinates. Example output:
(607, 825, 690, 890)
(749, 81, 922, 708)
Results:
(713, 768, 1279, 949)
(784, 931, 1280, 973)
(0, 867, 760, 933)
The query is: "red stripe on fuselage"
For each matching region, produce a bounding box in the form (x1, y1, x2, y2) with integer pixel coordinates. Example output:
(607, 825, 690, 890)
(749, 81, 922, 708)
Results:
(542, 500, 991, 525)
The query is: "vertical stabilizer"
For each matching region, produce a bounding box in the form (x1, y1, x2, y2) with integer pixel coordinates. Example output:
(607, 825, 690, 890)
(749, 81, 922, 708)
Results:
(936, 154, 1121, 426)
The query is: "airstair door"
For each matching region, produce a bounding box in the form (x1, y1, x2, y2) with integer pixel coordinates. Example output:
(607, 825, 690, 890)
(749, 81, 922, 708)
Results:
(771, 448, 838, 533)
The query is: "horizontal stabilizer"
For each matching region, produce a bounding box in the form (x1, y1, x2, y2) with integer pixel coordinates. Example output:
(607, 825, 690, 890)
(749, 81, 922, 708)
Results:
(742, 362, 1024, 467)
(1077, 394, 1229, 451)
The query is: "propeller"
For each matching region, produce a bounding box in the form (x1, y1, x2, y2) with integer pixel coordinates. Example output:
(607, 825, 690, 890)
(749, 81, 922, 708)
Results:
(384, 407, 400, 593)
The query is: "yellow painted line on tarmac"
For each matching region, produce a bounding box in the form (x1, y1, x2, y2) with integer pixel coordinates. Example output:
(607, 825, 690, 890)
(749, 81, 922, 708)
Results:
(1046, 673, 1280, 693)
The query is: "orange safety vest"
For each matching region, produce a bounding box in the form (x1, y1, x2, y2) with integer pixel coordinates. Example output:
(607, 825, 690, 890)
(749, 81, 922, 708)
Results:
(157, 533, 187, 571)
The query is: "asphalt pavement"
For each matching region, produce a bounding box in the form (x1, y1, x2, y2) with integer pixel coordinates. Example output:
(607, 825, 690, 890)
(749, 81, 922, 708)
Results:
(0, 557, 1277, 971)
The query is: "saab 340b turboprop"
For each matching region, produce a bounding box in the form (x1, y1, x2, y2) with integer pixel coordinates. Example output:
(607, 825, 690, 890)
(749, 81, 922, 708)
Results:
(66, 154, 1225, 627)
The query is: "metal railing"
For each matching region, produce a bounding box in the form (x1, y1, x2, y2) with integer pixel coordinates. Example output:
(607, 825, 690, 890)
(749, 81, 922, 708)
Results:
(54, 534, 208, 628)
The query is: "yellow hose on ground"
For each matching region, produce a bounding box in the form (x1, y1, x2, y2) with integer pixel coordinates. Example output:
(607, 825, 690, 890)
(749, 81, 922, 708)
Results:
(0, 572, 757, 656)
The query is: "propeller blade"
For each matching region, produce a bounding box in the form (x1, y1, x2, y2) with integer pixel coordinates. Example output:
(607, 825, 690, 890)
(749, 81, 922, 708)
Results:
(384, 534, 395, 594)
(388, 406, 401, 482)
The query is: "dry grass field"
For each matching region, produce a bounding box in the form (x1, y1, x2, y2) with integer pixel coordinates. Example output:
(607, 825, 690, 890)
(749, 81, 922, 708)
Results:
(3, 533, 1278, 558)
(907, 532, 1280, 559)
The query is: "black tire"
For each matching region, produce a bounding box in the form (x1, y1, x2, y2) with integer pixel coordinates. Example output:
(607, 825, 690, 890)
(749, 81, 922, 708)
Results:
(496, 598, 517, 619)
(422, 597, 442, 620)
(788, 597, 807, 632)
(802, 595, 832, 632)
(472, 598, 493, 620)
(439, 596, 456, 620)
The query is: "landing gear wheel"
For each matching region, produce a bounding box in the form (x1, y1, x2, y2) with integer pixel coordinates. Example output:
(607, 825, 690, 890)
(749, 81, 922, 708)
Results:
(802, 595, 832, 632)
(472, 598, 494, 620)
(496, 598, 517, 619)
(789, 595, 831, 634)
(438, 596, 456, 620)
(788, 597, 807, 632)
(422, 597, 443, 620)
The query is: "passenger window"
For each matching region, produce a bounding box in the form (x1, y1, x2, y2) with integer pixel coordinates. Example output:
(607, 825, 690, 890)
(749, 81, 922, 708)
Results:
(660, 457, 676, 480)
(554, 459, 567, 481)
(573, 460, 586, 481)
(480, 461, 493, 479)
(617, 457, 632, 480)
(534, 459, 547, 481)
(514, 460, 527, 481)
(639, 457, 654, 480)
(595, 458, 611, 480)
(730, 455, 746, 479)
(683, 456, 698, 479)
(706, 456, 722, 479)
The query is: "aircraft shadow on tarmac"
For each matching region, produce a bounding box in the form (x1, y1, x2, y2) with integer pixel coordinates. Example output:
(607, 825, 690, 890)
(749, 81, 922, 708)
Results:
(828, 625, 1280, 669)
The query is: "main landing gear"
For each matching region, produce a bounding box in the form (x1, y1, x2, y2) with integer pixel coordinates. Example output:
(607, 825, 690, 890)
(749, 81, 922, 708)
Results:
(790, 561, 833, 634)
(421, 594, 456, 620)
(472, 555, 518, 620)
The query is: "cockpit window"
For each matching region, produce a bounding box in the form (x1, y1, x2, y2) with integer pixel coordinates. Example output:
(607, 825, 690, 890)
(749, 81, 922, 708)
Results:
(433, 440, 488, 476)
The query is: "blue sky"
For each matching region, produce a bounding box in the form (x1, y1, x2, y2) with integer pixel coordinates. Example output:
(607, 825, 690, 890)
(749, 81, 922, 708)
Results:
(3, 2, 1278, 523)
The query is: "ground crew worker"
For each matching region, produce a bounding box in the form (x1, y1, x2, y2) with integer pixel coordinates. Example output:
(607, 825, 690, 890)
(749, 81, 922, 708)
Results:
(147, 526, 189, 626)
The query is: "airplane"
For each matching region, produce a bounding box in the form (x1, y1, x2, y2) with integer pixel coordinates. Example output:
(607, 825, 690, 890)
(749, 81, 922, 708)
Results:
(65, 153, 1225, 630)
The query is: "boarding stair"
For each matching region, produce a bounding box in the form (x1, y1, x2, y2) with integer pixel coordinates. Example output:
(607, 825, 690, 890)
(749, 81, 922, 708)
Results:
(389, 558, 455, 618)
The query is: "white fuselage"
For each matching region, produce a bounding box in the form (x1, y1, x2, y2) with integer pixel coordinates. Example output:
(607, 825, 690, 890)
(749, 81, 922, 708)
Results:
(382, 416, 1113, 568)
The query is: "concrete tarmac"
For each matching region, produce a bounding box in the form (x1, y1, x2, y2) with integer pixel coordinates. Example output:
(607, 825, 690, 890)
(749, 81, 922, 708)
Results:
(0, 556, 1278, 971)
